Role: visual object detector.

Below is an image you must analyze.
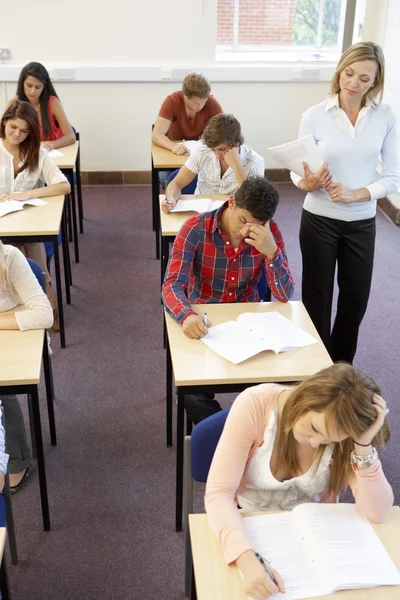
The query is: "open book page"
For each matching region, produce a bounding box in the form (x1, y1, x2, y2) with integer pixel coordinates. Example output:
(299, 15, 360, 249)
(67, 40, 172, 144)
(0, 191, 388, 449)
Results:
(47, 149, 64, 157)
(177, 140, 201, 155)
(292, 503, 400, 593)
(200, 321, 266, 365)
(21, 198, 47, 207)
(171, 198, 224, 213)
(237, 312, 318, 354)
(243, 513, 322, 600)
(0, 198, 47, 219)
(268, 135, 323, 178)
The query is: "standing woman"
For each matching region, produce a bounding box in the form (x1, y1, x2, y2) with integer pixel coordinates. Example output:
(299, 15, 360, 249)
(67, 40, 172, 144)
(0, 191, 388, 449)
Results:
(0, 100, 71, 325)
(291, 42, 400, 363)
(8, 62, 75, 150)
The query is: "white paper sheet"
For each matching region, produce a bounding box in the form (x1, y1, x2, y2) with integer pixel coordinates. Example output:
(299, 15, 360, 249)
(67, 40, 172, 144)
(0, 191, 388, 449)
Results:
(171, 199, 224, 213)
(47, 149, 64, 157)
(177, 140, 201, 155)
(268, 135, 323, 178)
(0, 198, 47, 218)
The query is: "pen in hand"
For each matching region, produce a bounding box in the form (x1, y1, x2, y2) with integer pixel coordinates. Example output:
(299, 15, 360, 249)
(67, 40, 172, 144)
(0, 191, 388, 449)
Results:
(255, 552, 277, 585)
(203, 312, 208, 328)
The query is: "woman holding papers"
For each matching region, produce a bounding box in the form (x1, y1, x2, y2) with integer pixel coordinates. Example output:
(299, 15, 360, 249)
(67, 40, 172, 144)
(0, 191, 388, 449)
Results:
(291, 42, 400, 364)
(8, 62, 76, 150)
(0, 240, 53, 491)
(0, 100, 71, 328)
(205, 363, 392, 600)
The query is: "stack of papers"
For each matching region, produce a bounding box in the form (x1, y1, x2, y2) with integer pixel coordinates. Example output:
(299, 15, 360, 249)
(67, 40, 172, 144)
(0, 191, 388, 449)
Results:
(0, 198, 48, 218)
(268, 135, 323, 178)
(200, 311, 318, 364)
(171, 198, 225, 214)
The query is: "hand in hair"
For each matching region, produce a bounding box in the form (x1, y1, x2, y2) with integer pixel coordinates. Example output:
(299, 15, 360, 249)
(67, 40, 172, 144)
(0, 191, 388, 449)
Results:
(244, 221, 278, 260)
(223, 146, 241, 168)
(353, 394, 388, 447)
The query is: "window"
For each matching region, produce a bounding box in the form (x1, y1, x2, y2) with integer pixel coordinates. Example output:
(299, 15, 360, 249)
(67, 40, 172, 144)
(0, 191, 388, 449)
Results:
(216, 0, 350, 62)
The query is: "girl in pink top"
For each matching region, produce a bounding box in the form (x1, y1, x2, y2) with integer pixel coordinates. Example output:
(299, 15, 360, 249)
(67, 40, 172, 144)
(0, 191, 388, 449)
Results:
(205, 363, 392, 600)
(9, 62, 76, 150)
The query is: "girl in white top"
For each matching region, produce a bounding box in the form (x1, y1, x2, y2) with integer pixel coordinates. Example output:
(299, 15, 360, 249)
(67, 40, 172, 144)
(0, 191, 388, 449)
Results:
(0, 100, 71, 328)
(291, 42, 400, 364)
(0, 239, 53, 490)
(162, 114, 264, 212)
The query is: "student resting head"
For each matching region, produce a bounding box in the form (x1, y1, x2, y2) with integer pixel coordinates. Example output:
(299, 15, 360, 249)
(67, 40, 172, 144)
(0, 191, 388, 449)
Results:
(13, 61, 76, 150)
(205, 362, 392, 600)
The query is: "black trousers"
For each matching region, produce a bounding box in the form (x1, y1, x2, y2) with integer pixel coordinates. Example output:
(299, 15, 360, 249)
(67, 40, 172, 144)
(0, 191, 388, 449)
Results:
(299, 209, 376, 364)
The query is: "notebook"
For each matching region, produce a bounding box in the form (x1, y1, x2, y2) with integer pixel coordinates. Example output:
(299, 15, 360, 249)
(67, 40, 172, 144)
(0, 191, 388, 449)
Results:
(0, 198, 48, 219)
(242, 503, 400, 600)
(170, 198, 225, 214)
(200, 311, 317, 364)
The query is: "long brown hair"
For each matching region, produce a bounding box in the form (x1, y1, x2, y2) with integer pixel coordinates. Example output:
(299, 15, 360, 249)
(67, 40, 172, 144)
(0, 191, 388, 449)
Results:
(16, 62, 58, 139)
(1, 100, 40, 174)
(277, 363, 390, 496)
(330, 41, 385, 106)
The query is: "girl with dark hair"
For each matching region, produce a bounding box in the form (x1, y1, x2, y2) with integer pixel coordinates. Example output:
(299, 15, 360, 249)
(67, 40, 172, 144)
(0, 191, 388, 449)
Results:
(0, 100, 71, 327)
(205, 363, 392, 600)
(8, 62, 75, 150)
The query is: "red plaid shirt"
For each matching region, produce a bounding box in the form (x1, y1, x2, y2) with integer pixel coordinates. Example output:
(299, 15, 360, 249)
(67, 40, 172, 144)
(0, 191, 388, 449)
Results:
(162, 203, 294, 324)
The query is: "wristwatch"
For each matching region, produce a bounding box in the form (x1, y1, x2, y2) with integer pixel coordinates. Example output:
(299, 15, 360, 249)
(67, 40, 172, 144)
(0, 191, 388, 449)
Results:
(350, 447, 378, 469)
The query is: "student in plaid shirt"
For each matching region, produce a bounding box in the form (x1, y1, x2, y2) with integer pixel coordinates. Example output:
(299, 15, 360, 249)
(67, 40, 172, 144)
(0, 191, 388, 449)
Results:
(162, 176, 294, 423)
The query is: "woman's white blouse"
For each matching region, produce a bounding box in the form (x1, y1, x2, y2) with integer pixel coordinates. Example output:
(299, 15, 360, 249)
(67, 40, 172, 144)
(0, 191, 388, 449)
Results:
(0, 140, 67, 194)
(236, 404, 333, 512)
(0, 245, 53, 330)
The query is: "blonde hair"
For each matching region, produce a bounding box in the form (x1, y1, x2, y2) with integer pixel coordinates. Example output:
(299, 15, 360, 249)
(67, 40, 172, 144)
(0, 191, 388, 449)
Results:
(275, 363, 390, 497)
(0, 240, 11, 295)
(330, 41, 385, 106)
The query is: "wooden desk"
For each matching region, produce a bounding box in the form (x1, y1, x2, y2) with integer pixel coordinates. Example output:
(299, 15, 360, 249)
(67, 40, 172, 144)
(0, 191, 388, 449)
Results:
(52, 141, 82, 262)
(0, 195, 70, 347)
(0, 329, 53, 531)
(189, 509, 400, 599)
(159, 194, 229, 285)
(0, 527, 10, 600)
(165, 301, 333, 530)
(151, 143, 188, 259)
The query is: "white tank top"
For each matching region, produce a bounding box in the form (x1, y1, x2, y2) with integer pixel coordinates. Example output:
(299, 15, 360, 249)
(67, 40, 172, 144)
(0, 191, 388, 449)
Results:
(237, 403, 333, 511)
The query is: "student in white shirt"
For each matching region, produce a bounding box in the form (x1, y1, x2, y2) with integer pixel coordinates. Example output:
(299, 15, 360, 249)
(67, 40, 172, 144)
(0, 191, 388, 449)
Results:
(291, 42, 400, 364)
(162, 114, 265, 213)
(0, 100, 71, 330)
(0, 240, 53, 491)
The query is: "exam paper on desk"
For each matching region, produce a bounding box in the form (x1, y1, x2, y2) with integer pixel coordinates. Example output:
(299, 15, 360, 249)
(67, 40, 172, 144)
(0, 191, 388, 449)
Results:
(0, 198, 47, 218)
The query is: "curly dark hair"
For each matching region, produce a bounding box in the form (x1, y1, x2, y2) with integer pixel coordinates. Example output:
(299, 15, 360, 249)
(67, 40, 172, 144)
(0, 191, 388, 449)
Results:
(234, 176, 279, 222)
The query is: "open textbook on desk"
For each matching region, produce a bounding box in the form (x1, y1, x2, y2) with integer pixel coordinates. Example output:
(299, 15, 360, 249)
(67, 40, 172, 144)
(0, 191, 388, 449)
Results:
(200, 311, 317, 364)
(171, 198, 225, 214)
(0, 198, 47, 219)
(268, 135, 323, 178)
(243, 503, 400, 600)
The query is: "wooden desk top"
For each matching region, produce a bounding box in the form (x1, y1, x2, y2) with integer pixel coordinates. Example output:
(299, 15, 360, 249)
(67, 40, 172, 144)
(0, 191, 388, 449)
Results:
(189, 508, 400, 600)
(0, 329, 44, 385)
(165, 301, 332, 386)
(152, 144, 188, 169)
(51, 142, 79, 170)
(159, 194, 229, 236)
(0, 195, 64, 237)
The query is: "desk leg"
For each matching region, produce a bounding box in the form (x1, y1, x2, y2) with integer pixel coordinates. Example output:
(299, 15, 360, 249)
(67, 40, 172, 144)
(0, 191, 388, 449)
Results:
(42, 335, 57, 446)
(0, 554, 11, 600)
(29, 387, 50, 531)
(76, 142, 84, 233)
(176, 387, 185, 532)
(66, 193, 73, 243)
(152, 161, 160, 259)
(61, 210, 72, 302)
(69, 171, 80, 263)
(53, 238, 66, 349)
(166, 333, 173, 448)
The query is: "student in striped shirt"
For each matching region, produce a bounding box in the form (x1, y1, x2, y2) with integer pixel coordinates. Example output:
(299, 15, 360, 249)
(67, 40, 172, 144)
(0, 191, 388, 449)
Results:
(162, 114, 264, 213)
(162, 176, 294, 423)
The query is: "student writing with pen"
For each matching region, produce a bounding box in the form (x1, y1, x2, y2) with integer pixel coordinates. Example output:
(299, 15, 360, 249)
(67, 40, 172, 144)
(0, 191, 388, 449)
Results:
(205, 363, 393, 600)
(162, 177, 294, 423)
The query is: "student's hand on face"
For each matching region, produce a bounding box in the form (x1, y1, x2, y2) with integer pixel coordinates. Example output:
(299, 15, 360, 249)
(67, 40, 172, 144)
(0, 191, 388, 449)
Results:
(182, 314, 211, 339)
(223, 146, 241, 168)
(238, 552, 285, 600)
(328, 182, 354, 203)
(302, 161, 332, 191)
(172, 143, 190, 155)
(245, 222, 278, 260)
(353, 394, 388, 447)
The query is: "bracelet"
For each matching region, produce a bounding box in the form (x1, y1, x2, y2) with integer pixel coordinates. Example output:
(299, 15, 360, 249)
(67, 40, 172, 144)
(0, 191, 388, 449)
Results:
(350, 447, 378, 469)
(353, 440, 372, 447)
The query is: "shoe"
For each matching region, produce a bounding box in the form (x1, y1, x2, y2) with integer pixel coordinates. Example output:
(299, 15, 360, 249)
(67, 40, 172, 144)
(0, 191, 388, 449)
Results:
(10, 463, 35, 494)
(51, 307, 60, 332)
